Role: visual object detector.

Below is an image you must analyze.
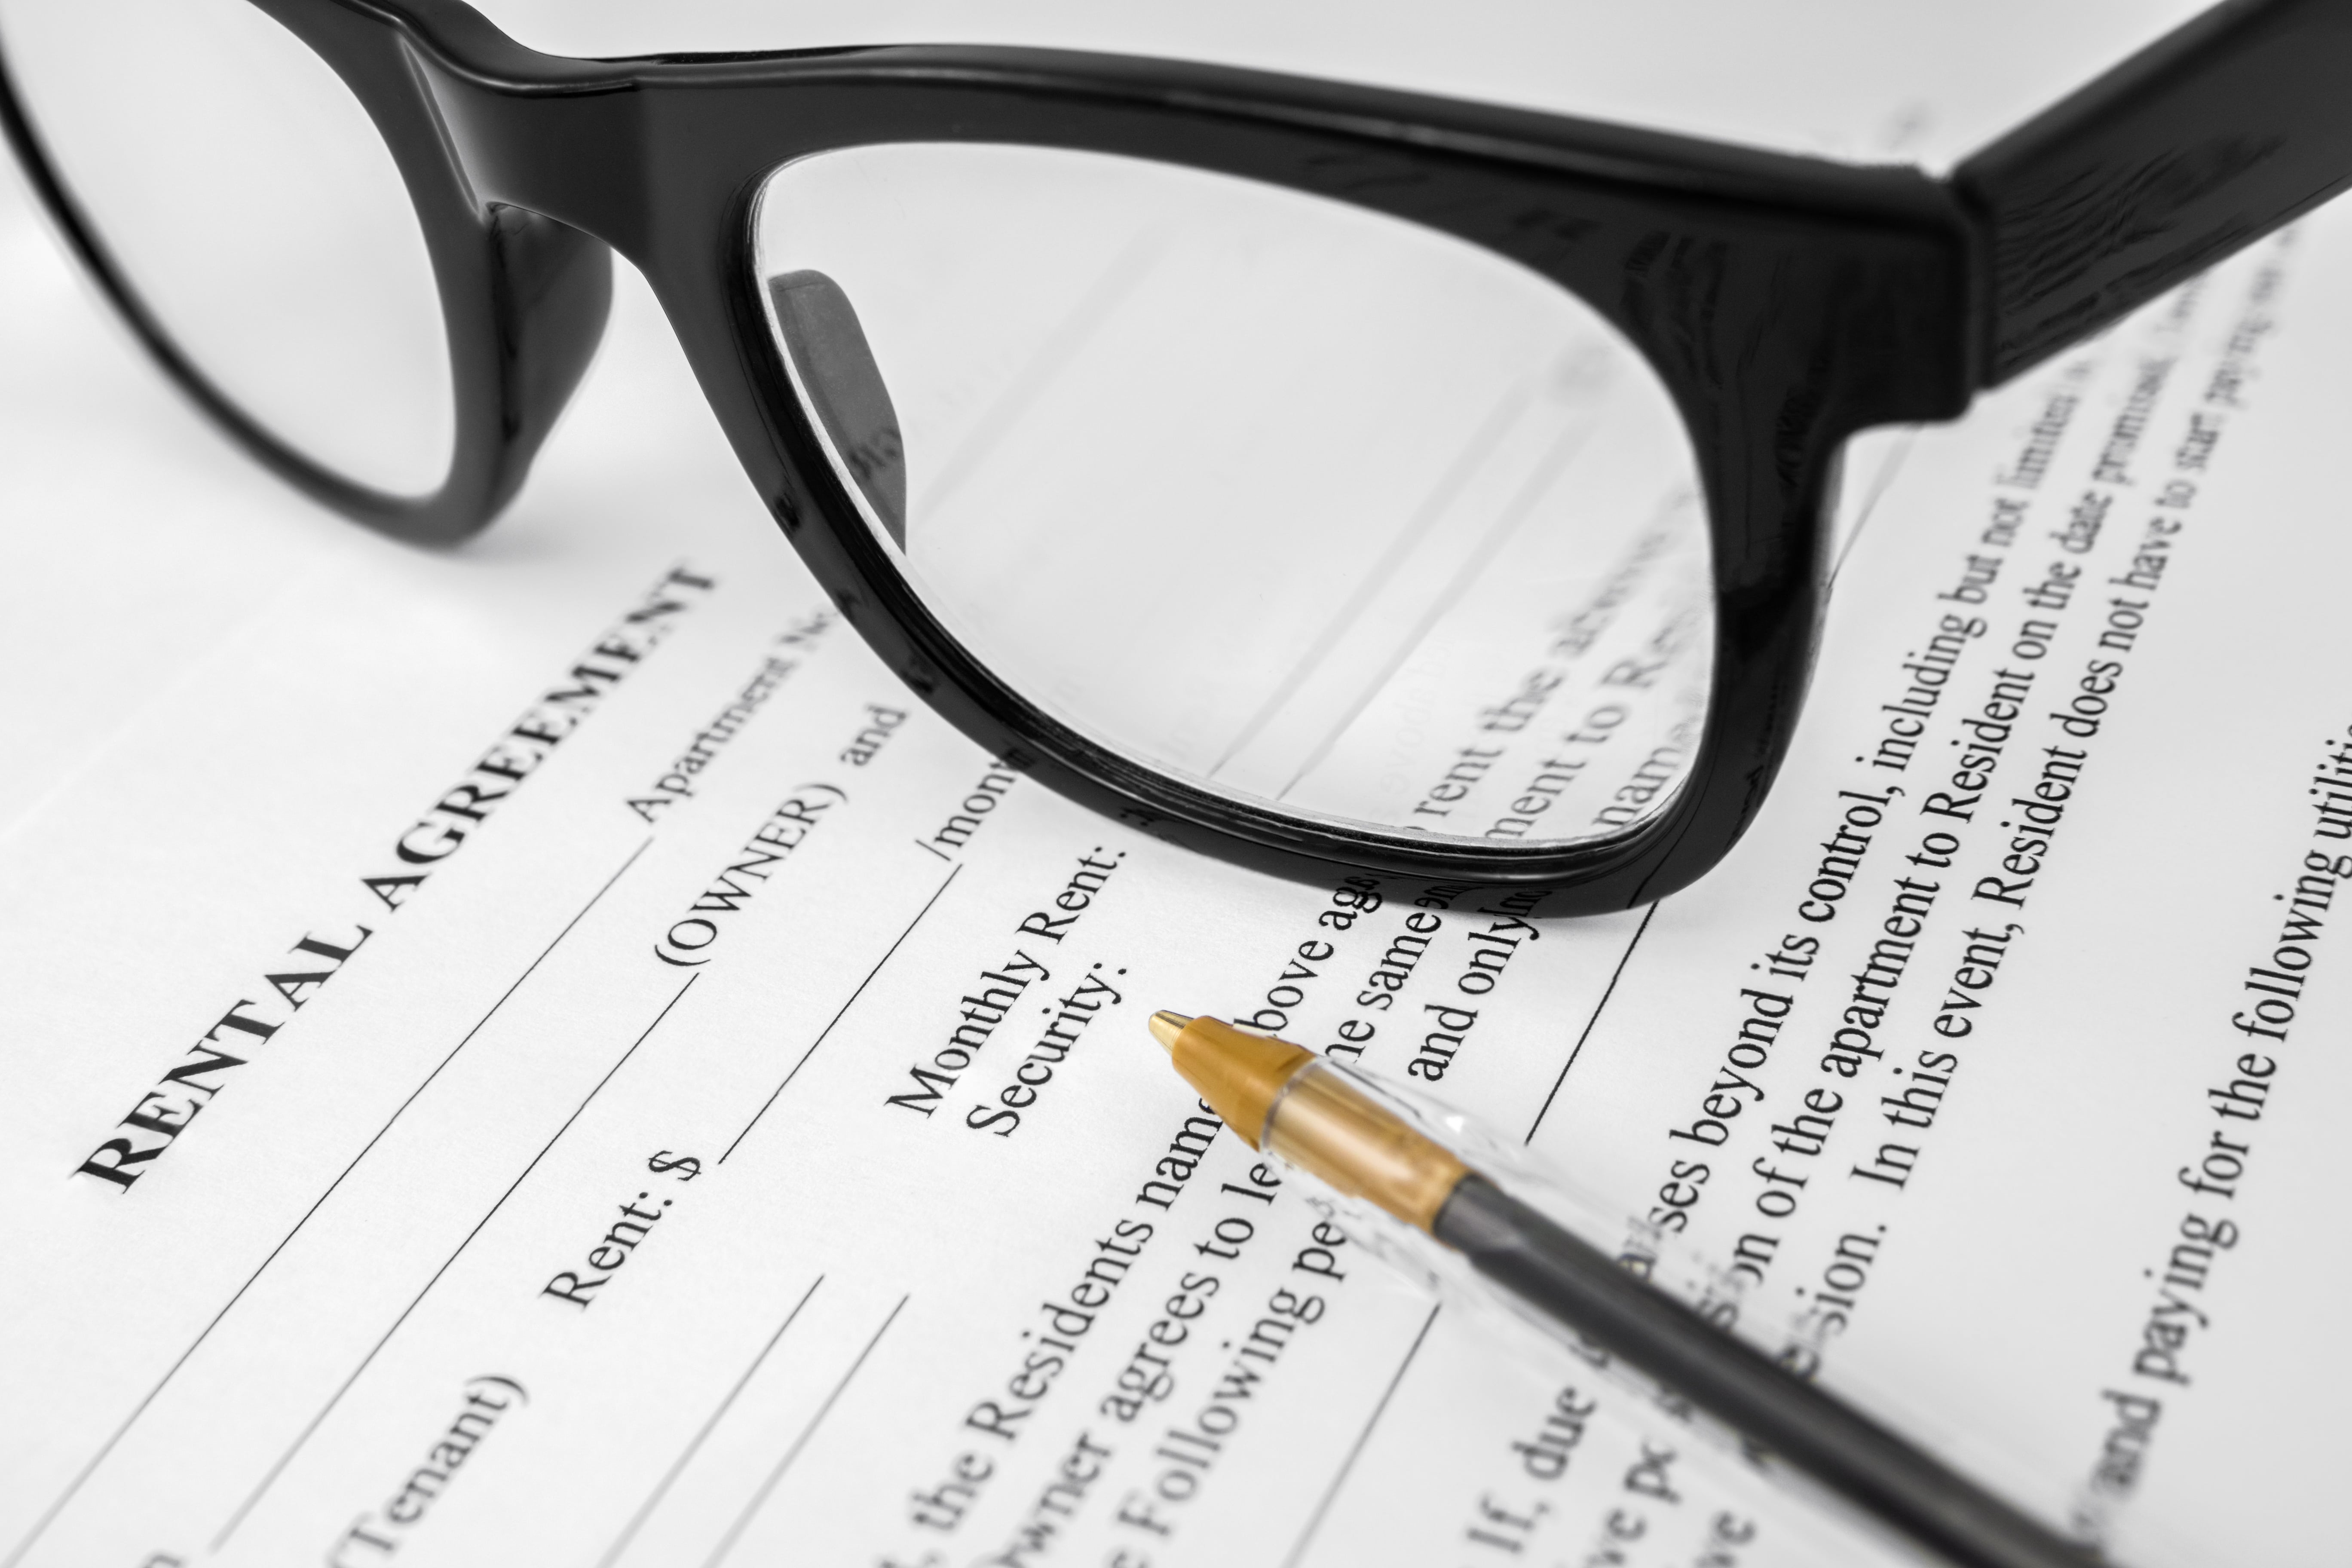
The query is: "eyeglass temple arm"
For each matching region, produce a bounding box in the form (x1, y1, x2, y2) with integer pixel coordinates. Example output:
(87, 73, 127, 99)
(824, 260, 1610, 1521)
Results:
(1950, 0, 2352, 386)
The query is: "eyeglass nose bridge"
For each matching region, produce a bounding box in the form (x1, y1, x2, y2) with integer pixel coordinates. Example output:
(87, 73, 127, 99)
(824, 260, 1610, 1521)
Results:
(767, 270, 907, 549)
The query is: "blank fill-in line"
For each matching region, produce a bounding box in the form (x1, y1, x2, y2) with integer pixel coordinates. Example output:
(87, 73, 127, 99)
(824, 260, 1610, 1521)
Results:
(1524, 903, 1658, 1144)
(211, 973, 701, 1550)
(1279, 1303, 1442, 1568)
(2, 838, 652, 1568)
(1277, 410, 1605, 803)
(597, 1276, 827, 1568)
(1207, 383, 1532, 781)
(720, 864, 962, 1163)
(921, 234, 1164, 526)
(1828, 426, 1920, 588)
(703, 1295, 910, 1568)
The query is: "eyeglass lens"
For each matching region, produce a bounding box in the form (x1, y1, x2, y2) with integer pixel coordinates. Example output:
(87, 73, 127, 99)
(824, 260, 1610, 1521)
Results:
(0, 0, 453, 494)
(755, 144, 1714, 849)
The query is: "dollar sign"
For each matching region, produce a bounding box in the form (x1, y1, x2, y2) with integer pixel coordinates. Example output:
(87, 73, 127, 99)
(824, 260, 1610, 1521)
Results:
(647, 1150, 701, 1181)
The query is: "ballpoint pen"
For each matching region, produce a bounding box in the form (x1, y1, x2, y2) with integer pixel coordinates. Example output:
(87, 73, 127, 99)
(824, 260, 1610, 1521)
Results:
(1145, 1011, 2092, 1568)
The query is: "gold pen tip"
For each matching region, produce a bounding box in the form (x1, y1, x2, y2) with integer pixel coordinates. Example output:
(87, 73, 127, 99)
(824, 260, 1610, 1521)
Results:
(1139, 1013, 1467, 1225)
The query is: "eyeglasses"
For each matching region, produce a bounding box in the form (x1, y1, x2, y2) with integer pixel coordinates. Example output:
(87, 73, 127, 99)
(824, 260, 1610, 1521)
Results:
(3, 0, 2343, 907)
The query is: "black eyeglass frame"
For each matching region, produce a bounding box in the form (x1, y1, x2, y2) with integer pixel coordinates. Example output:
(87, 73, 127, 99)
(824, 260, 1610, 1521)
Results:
(3, 0, 2346, 911)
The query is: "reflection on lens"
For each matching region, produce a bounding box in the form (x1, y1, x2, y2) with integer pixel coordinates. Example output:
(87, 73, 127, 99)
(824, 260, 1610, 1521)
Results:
(755, 144, 1712, 850)
(0, 0, 453, 492)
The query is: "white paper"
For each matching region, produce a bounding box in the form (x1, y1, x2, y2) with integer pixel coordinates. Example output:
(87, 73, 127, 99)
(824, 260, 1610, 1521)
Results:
(4, 32, 2350, 1568)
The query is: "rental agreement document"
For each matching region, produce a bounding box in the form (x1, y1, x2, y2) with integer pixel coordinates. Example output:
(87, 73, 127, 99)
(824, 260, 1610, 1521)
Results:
(4, 89, 2350, 1568)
